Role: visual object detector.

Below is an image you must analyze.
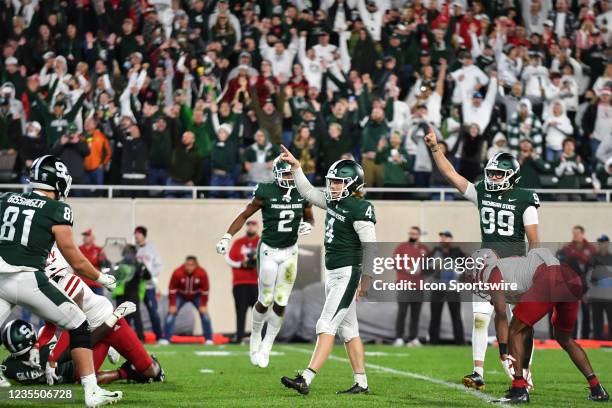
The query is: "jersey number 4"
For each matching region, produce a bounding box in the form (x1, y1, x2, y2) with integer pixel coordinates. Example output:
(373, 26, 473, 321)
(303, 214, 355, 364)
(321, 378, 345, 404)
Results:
(480, 207, 515, 236)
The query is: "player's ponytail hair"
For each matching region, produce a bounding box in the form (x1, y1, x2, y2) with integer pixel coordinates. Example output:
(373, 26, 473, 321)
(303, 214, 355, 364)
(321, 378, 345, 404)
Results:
(351, 190, 365, 199)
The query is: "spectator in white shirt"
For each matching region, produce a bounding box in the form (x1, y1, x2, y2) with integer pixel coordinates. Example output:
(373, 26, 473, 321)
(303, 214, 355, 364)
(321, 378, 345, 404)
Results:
(460, 74, 497, 135)
(543, 99, 574, 162)
(356, 0, 390, 42)
(313, 31, 337, 66)
(259, 29, 299, 81)
(450, 51, 488, 104)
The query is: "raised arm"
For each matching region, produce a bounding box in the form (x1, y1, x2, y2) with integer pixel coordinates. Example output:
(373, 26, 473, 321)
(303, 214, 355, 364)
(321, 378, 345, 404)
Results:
(279, 145, 327, 209)
(423, 126, 470, 194)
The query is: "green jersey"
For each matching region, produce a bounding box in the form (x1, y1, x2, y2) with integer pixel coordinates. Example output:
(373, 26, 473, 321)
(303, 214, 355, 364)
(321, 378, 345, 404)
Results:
(254, 182, 308, 248)
(324, 196, 376, 270)
(0, 192, 73, 271)
(467, 182, 540, 257)
(1, 342, 75, 385)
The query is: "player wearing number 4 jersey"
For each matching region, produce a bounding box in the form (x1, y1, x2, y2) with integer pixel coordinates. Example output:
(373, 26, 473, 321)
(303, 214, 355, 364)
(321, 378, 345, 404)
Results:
(216, 158, 314, 368)
(424, 130, 540, 393)
(278, 146, 377, 396)
(0, 155, 122, 407)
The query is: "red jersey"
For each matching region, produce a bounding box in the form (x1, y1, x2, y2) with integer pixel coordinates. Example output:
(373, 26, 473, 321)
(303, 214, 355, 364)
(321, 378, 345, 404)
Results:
(228, 235, 259, 286)
(168, 265, 210, 307)
(562, 239, 596, 270)
(79, 244, 107, 288)
(394, 242, 429, 283)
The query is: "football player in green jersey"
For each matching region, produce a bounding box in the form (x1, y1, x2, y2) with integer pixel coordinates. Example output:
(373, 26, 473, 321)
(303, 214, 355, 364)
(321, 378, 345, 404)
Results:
(216, 158, 314, 368)
(0, 155, 122, 407)
(278, 145, 377, 396)
(425, 129, 540, 392)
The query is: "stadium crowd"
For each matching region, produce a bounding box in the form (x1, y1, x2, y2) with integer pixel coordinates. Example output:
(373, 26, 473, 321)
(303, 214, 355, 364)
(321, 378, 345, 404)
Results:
(0, 0, 610, 198)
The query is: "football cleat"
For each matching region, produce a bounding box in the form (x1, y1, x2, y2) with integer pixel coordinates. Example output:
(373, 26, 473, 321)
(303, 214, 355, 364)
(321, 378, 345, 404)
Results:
(119, 361, 150, 383)
(281, 373, 310, 395)
(107, 347, 120, 365)
(336, 383, 370, 394)
(257, 351, 270, 369)
(151, 355, 165, 382)
(85, 386, 123, 408)
(462, 372, 485, 391)
(589, 384, 610, 401)
(493, 387, 529, 404)
(0, 372, 10, 387)
(249, 334, 262, 366)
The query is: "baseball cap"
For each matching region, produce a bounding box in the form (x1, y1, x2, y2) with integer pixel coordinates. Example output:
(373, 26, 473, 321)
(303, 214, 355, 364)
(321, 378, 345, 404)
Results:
(597, 234, 610, 242)
(473, 91, 483, 99)
(420, 49, 430, 57)
(239, 51, 252, 59)
(5, 56, 17, 65)
(82, 228, 93, 236)
(601, 87, 612, 96)
(134, 226, 148, 237)
(439, 230, 453, 238)
(544, 19, 554, 27)
(246, 220, 258, 226)
(43, 51, 56, 60)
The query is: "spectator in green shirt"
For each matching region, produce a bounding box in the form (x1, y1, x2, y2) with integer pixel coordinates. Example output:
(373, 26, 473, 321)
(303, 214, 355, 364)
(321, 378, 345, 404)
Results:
(210, 123, 238, 198)
(375, 132, 414, 198)
(166, 131, 203, 198)
(361, 106, 390, 188)
(516, 139, 552, 189)
(554, 138, 585, 201)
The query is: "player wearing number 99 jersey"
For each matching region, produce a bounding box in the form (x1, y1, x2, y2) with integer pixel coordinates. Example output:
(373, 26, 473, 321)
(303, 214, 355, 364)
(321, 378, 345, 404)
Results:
(425, 128, 541, 393)
(216, 158, 314, 369)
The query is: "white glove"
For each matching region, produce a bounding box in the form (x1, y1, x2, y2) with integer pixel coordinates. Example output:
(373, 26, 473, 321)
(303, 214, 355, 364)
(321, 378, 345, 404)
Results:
(24, 348, 40, 369)
(96, 272, 117, 290)
(114, 301, 137, 319)
(216, 233, 232, 254)
(45, 361, 60, 385)
(501, 355, 516, 379)
(298, 221, 313, 236)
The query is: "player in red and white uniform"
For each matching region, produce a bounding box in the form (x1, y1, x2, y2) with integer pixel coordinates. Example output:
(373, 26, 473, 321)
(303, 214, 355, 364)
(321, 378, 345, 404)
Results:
(36, 246, 165, 385)
(469, 248, 609, 404)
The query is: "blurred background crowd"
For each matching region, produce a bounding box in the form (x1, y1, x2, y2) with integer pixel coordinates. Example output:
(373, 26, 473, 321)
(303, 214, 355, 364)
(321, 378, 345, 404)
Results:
(0, 0, 610, 199)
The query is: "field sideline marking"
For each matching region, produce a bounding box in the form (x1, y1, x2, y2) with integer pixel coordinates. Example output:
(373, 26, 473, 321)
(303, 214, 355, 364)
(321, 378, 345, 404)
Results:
(283, 345, 497, 403)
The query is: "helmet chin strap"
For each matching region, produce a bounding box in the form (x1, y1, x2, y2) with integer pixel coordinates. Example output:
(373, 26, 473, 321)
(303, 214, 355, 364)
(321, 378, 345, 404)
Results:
(282, 186, 293, 202)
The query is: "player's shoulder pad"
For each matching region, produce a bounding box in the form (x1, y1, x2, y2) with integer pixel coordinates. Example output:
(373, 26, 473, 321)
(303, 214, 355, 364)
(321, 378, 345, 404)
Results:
(52, 200, 74, 226)
(253, 182, 274, 199)
(514, 187, 540, 209)
(350, 197, 376, 223)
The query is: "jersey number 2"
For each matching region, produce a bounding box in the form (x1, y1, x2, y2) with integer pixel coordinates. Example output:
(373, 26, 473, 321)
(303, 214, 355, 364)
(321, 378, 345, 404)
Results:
(277, 210, 295, 232)
(481, 207, 515, 236)
(0, 206, 35, 246)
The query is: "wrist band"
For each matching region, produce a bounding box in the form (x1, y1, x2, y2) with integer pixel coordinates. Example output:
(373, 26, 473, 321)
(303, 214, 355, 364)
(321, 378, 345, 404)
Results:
(499, 342, 508, 356)
(430, 147, 439, 153)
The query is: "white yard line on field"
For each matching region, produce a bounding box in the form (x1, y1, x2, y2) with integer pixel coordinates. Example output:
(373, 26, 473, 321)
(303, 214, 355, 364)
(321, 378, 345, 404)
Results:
(283, 345, 497, 404)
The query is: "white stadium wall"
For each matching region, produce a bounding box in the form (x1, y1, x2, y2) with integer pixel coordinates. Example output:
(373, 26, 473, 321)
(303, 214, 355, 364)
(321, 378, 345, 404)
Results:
(69, 198, 612, 333)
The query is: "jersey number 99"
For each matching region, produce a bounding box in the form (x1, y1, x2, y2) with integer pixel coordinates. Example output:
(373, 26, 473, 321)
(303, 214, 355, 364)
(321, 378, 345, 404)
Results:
(480, 207, 515, 236)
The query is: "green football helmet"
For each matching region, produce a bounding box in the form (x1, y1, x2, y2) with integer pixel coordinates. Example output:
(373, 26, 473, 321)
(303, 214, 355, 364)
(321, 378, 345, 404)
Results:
(324, 159, 365, 201)
(484, 152, 521, 192)
(1, 319, 36, 357)
(28, 155, 72, 200)
(272, 157, 295, 189)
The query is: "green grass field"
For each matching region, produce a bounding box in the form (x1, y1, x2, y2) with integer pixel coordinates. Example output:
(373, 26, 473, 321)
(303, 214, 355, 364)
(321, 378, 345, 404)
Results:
(1, 343, 611, 407)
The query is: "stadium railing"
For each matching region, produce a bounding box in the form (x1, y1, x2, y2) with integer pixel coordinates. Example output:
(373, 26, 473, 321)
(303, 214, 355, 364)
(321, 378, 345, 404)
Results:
(1, 184, 611, 202)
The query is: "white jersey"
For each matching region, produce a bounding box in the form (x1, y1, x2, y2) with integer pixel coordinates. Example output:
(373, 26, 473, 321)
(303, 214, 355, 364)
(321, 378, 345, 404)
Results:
(474, 248, 559, 302)
(45, 245, 114, 329)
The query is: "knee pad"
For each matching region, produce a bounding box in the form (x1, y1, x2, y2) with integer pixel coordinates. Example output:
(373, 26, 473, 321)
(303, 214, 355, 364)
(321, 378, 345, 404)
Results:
(258, 291, 274, 308)
(473, 312, 491, 330)
(69, 320, 92, 350)
(338, 325, 359, 343)
(58, 302, 87, 331)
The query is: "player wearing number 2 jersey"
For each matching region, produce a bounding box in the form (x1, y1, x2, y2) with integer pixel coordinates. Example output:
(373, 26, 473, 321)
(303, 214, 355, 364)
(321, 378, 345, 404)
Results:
(216, 158, 314, 369)
(0, 155, 122, 407)
(424, 131, 540, 393)
(278, 145, 377, 396)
